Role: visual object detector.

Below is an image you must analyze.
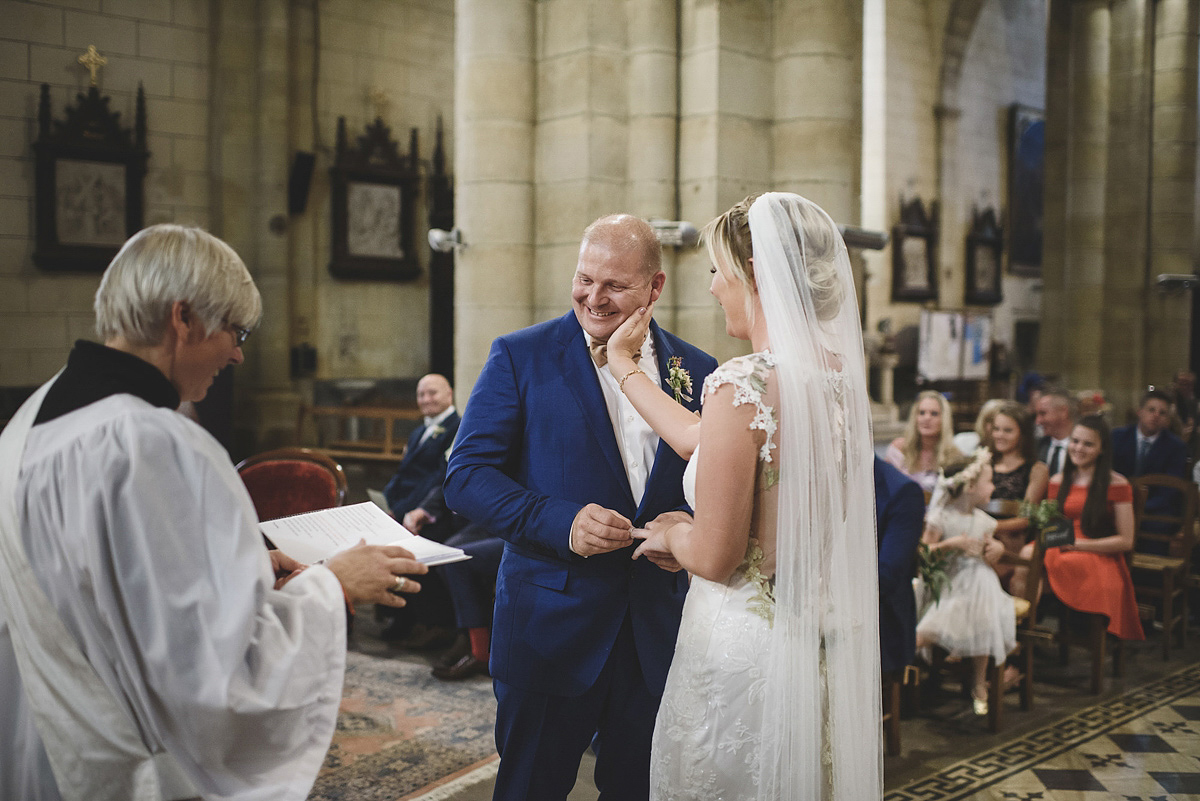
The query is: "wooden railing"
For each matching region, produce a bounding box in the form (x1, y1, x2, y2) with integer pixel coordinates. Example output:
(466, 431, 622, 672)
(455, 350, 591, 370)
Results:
(297, 404, 422, 463)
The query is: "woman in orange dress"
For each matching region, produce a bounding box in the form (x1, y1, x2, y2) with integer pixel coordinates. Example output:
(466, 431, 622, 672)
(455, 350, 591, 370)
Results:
(1042, 414, 1144, 640)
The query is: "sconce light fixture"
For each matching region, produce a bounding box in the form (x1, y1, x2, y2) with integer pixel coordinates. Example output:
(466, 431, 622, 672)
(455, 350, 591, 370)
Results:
(1156, 273, 1200, 292)
(428, 227, 464, 253)
(648, 219, 700, 248)
(838, 225, 889, 251)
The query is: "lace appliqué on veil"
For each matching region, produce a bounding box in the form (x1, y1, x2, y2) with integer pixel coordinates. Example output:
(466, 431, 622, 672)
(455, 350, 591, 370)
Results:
(702, 351, 779, 623)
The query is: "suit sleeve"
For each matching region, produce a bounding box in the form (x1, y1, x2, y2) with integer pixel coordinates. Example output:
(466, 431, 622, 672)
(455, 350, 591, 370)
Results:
(444, 338, 582, 561)
(877, 480, 924, 598)
(1165, 436, 1189, 479)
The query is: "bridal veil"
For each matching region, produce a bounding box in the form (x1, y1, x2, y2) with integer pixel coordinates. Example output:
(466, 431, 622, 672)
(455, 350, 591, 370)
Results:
(749, 193, 882, 799)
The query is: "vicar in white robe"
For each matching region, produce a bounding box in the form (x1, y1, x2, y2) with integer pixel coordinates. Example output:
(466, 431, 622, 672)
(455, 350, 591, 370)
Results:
(0, 224, 428, 801)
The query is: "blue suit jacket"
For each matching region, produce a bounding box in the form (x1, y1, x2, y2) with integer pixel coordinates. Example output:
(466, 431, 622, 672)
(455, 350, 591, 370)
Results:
(444, 311, 716, 697)
(383, 411, 461, 520)
(874, 456, 924, 674)
(1111, 423, 1188, 524)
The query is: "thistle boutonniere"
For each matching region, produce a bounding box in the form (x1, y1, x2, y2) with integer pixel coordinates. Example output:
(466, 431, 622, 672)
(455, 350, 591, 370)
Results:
(428, 424, 446, 439)
(666, 356, 693, 404)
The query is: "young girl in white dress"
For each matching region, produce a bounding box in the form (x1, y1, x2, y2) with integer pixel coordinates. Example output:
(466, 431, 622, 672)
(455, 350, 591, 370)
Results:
(605, 193, 881, 800)
(917, 448, 1017, 715)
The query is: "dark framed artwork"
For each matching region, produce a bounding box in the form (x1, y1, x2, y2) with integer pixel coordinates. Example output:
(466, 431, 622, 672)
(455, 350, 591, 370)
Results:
(329, 117, 420, 281)
(965, 206, 1003, 305)
(1008, 105, 1044, 276)
(891, 197, 939, 302)
(33, 83, 148, 272)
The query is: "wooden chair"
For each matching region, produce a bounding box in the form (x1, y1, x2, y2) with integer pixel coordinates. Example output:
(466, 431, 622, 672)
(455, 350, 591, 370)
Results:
(1055, 609, 1124, 694)
(236, 447, 348, 522)
(983, 524, 1051, 731)
(297, 404, 421, 464)
(882, 666, 918, 756)
(1129, 474, 1198, 658)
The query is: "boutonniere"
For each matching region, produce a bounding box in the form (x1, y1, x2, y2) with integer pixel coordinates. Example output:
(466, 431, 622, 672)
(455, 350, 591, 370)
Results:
(666, 356, 693, 404)
(428, 424, 446, 439)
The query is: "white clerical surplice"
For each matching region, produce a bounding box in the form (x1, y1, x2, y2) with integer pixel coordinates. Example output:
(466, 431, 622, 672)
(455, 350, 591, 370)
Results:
(0, 387, 350, 801)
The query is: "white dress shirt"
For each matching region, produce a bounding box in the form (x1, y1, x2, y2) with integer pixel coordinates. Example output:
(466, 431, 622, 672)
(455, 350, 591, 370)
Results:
(586, 332, 661, 507)
(418, 405, 457, 447)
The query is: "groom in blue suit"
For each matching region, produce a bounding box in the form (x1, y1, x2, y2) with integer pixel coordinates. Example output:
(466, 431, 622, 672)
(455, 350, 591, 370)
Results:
(445, 214, 717, 800)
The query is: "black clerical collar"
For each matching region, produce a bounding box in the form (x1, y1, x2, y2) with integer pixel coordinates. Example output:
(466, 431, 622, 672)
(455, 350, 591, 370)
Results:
(34, 340, 181, 425)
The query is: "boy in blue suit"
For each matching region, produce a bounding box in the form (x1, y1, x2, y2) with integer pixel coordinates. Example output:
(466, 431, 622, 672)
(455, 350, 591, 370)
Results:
(445, 214, 716, 800)
(1111, 388, 1189, 553)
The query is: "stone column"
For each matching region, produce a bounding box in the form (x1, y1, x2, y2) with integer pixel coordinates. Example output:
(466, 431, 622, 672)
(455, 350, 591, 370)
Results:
(1146, 0, 1199, 383)
(772, 0, 862, 226)
(1100, 0, 1153, 406)
(1037, 0, 1072, 377)
(1062, 0, 1110, 390)
(675, 0, 773, 360)
(211, 0, 298, 452)
(454, 0, 536, 400)
(627, 0, 679, 331)
(934, 104, 963, 311)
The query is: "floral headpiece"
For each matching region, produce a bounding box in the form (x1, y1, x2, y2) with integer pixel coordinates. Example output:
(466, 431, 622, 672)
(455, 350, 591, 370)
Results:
(936, 446, 992, 492)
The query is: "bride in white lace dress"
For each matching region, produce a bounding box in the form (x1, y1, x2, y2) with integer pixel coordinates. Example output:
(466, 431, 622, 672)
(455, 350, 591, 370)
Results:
(605, 193, 881, 800)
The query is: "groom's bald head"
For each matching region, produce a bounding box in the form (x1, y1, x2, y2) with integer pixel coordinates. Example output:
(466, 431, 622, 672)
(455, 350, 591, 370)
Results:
(580, 215, 662, 279)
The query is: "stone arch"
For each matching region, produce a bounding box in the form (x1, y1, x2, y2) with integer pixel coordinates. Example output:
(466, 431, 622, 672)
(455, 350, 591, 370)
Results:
(938, 0, 990, 108)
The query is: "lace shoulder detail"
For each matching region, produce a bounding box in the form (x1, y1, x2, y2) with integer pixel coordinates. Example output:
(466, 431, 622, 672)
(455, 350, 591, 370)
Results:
(701, 351, 777, 463)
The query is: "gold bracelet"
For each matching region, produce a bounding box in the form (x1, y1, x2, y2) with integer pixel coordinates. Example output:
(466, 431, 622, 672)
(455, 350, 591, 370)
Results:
(618, 368, 646, 394)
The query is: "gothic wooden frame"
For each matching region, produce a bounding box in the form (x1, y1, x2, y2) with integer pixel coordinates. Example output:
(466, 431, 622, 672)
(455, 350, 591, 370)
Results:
(965, 206, 1004, 305)
(891, 197, 939, 303)
(329, 117, 420, 281)
(33, 83, 148, 272)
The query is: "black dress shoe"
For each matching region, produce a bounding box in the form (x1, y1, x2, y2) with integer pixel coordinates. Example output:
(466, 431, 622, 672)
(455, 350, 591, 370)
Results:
(396, 624, 457, 651)
(434, 632, 471, 669)
(432, 653, 489, 681)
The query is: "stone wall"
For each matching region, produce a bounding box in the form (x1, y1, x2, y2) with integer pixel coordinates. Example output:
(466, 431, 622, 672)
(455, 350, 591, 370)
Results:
(0, 0, 211, 387)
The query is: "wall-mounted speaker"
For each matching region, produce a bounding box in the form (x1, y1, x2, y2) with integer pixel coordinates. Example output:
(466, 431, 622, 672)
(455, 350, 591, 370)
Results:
(288, 152, 316, 215)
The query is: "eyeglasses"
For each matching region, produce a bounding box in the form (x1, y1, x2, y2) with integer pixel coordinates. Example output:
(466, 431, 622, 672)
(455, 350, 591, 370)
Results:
(229, 324, 252, 347)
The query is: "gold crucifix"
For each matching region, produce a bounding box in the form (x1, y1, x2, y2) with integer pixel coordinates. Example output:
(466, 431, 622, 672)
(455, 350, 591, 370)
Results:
(368, 87, 390, 121)
(78, 45, 107, 86)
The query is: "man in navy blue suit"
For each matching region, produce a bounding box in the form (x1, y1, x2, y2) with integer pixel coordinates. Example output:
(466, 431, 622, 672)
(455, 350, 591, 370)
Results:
(445, 214, 716, 800)
(1112, 388, 1189, 553)
(874, 456, 924, 676)
(383, 373, 460, 529)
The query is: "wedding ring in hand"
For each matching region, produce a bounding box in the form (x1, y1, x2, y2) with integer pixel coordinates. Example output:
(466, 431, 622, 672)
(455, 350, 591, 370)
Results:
(391, 575, 409, 594)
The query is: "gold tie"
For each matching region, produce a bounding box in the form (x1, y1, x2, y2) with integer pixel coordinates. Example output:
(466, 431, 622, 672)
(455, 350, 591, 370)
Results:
(589, 340, 608, 368)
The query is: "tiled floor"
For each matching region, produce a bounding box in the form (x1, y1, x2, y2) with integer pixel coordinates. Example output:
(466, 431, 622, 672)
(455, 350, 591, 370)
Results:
(886, 662, 1200, 800)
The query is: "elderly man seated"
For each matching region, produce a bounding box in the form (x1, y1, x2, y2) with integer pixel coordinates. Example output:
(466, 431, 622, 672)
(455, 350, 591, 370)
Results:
(0, 224, 427, 801)
(382, 373, 460, 530)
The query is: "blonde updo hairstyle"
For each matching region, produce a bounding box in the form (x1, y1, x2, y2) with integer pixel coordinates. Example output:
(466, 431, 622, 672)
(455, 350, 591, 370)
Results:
(700, 192, 845, 324)
(95, 224, 262, 347)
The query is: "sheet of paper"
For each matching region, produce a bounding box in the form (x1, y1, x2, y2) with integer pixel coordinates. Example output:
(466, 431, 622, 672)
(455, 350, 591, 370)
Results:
(260, 502, 469, 566)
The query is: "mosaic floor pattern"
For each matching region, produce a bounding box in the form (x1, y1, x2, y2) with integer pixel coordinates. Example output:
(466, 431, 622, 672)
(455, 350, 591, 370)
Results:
(888, 663, 1200, 801)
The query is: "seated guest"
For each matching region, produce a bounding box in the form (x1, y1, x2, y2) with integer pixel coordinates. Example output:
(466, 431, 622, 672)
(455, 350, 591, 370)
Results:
(383, 373, 460, 531)
(953, 398, 1005, 456)
(887, 390, 963, 493)
(1038, 415, 1145, 642)
(1111, 389, 1189, 554)
(874, 456, 925, 676)
(0, 224, 427, 801)
(987, 401, 1049, 592)
(916, 451, 1016, 716)
(1034, 388, 1076, 476)
(404, 485, 503, 679)
(1172, 370, 1200, 456)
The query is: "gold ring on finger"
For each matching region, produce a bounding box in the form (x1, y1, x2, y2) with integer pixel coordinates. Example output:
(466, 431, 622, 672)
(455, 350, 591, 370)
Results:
(393, 575, 407, 593)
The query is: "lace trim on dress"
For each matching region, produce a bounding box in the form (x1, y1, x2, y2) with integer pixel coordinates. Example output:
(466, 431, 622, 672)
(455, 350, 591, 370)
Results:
(702, 351, 778, 463)
(739, 538, 776, 625)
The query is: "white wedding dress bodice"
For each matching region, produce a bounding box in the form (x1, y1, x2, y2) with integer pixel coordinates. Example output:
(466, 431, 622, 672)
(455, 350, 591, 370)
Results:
(650, 352, 781, 801)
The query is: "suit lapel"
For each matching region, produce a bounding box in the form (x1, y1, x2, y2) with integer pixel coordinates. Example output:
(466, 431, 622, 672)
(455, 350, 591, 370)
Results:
(557, 314, 635, 504)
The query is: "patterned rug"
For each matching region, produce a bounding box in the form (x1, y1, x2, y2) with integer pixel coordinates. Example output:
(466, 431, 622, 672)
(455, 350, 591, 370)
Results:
(886, 662, 1200, 800)
(308, 644, 498, 801)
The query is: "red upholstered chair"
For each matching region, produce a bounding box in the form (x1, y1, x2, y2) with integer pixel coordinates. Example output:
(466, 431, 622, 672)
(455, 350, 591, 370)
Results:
(236, 447, 348, 522)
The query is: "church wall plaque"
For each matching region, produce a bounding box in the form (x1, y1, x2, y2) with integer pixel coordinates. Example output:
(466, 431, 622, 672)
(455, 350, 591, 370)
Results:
(33, 81, 148, 273)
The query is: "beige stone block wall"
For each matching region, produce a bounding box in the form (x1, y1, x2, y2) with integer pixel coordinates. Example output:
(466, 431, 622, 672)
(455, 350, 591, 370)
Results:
(303, 0, 455, 382)
(0, 0, 213, 386)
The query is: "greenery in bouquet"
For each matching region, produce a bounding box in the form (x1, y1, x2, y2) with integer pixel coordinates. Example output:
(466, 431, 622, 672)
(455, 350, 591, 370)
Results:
(1019, 498, 1062, 533)
(917, 542, 951, 605)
